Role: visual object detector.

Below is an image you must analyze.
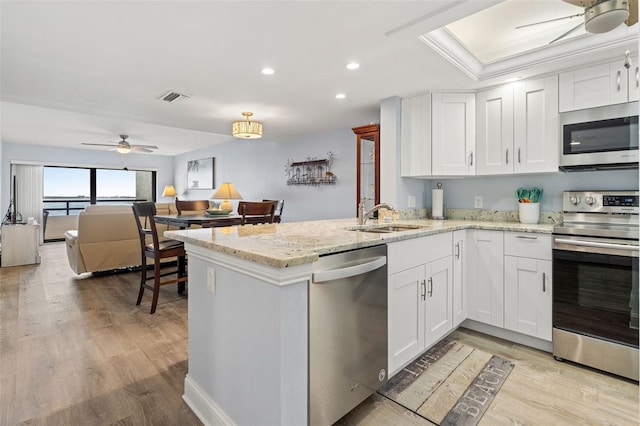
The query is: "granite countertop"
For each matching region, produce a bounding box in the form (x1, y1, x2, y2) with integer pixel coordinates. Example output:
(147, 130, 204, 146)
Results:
(165, 217, 554, 269)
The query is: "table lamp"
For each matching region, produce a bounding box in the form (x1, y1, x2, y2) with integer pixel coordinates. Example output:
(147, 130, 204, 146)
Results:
(212, 182, 243, 211)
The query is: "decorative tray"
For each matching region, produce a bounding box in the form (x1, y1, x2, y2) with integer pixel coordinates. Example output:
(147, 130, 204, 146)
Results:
(205, 209, 233, 216)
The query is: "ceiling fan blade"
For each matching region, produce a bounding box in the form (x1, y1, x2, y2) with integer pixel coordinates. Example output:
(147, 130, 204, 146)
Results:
(131, 146, 153, 153)
(626, 0, 638, 25)
(131, 144, 159, 149)
(516, 12, 584, 29)
(81, 143, 117, 147)
(549, 21, 585, 44)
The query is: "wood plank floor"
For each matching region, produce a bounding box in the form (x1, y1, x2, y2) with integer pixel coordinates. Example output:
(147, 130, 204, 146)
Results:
(0, 242, 200, 425)
(1, 242, 638, 425)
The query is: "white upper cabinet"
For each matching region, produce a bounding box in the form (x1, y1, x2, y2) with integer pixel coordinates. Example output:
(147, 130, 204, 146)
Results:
(432, 92, 476, 176)
(513, 76, 559, 173)
(476, 85, 514, 175)
(401, 93, 432, 177)
(476, 76, 558, 175)
(559, 56, 639, 112)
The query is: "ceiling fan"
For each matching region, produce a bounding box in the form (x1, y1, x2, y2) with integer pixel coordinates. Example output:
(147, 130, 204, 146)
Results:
(81, 135, 159, 154)
(517, 0, 638, 44)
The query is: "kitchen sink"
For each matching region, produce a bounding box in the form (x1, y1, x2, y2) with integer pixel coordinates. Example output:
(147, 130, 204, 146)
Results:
(348, 224, 425, 233)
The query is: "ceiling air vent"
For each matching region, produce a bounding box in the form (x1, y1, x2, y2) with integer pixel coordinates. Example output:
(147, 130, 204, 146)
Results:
(158, 90, 190, 103)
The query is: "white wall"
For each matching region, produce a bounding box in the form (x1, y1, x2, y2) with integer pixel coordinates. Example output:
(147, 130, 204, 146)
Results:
(173, 128, 357, 222)
(1, 142, 175, 214)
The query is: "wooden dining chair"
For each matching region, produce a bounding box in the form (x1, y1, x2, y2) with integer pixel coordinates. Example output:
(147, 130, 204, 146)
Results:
(175, 198, 210, 215)
(237, 201, 277, 225)
(262, 199, 284, 222)
(132, 202, 188, 314)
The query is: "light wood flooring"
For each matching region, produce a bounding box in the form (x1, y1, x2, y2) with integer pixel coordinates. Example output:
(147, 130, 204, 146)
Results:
(0, 242, 200, 425)
(1, 242, 639, 425)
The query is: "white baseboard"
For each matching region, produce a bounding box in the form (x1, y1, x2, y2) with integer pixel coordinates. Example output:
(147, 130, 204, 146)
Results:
(461, 320, 553, 353)
(183, 374, 236, 426)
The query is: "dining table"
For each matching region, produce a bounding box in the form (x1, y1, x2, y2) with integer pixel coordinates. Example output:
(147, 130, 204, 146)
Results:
(154, 213, 243, 229)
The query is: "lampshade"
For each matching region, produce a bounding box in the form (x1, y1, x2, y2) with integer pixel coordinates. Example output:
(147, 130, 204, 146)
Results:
(212, 182, 243, 210)
(162, 185, 177, 197)
(232, 111, 262, 139)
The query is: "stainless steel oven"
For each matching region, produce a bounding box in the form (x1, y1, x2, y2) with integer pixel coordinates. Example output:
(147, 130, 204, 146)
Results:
(553, 191, 639, 380)
(559, 102, 638, 171)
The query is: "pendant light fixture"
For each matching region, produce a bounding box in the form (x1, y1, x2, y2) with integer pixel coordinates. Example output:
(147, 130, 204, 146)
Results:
(232, 111, 263, 139)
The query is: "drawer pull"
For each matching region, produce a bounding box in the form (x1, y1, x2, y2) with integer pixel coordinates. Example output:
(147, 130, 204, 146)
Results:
(542, 272, 546, 292)
(506, 148, 509, 164)
(455, 242, 460, 259)
(428, 277, 433, 297)
(617, 70, 621, 91)
(516, 235, 538, 240)
(421, 280, 426, 301)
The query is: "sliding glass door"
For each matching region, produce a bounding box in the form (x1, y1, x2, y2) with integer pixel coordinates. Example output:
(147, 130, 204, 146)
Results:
(43, 166, 156, 241)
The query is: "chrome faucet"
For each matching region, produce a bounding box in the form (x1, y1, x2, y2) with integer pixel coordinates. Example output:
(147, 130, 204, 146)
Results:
(358, 199, 394, 225)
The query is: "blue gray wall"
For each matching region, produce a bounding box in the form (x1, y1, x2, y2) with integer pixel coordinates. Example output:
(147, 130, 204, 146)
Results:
(173, 127, 357, 223)
(417, 170, 639, 213)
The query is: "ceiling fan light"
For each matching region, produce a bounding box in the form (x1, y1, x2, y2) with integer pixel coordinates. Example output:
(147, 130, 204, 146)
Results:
(585, 0, 629, 33)
(117, 146, 131, 154)
(232, 112, 263, 139)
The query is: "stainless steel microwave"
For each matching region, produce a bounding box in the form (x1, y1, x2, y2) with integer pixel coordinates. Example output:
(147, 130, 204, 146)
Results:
(559, 102, 638, 171)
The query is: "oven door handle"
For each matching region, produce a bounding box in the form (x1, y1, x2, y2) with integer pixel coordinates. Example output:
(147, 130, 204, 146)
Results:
(554, 238, 639, 253)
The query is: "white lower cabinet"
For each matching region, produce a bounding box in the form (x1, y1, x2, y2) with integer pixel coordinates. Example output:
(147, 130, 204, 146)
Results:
(467, 230, 504, 327)
(388, 232, 453, 373)
(452, 230, 467, 326)
(503, 232, 553, 341)
(388, 265, 424, 370)
(425, 256, 454, 345)
(504, 257, 552, 341)
(388, 229, 552, 375)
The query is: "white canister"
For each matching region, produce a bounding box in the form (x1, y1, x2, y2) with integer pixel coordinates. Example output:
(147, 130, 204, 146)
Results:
(518, 203, 540, 224)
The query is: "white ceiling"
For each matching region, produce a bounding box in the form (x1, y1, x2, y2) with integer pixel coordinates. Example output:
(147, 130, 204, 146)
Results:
(1, 0, 637, 156)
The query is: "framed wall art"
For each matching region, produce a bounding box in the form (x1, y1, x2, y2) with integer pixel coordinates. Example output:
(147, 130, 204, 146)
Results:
(187, 158, 215, 189)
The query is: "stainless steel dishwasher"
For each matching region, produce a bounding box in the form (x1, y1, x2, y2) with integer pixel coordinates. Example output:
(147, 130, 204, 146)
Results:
(309, 244, 388, 426)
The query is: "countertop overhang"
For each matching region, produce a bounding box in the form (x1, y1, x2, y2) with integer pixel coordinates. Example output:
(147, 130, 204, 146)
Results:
(164, 218, 553, 269)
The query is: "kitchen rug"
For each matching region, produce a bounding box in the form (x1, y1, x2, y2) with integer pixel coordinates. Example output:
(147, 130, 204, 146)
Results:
(377, 339, 515, 426)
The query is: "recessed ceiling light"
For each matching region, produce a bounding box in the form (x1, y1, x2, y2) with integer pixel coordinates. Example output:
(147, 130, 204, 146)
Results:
(346, 62, 360, 70)
(261, 67, 275, 75)
(335, 93, 346, 99)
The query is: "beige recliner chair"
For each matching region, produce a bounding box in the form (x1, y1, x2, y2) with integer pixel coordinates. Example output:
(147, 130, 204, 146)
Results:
(64, 203, 174, 274)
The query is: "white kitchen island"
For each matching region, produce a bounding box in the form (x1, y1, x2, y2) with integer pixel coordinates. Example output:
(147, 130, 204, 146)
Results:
(165, 218, 553, 426)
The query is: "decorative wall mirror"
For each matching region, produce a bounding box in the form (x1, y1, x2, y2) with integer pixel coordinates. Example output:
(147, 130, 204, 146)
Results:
(352, 124, 380, 214)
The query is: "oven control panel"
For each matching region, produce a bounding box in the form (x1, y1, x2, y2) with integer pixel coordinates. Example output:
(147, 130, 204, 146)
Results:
(563, 191, 639, 214)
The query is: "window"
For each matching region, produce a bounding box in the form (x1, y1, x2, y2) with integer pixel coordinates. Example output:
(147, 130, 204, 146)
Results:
(43, 166, 156, 241)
